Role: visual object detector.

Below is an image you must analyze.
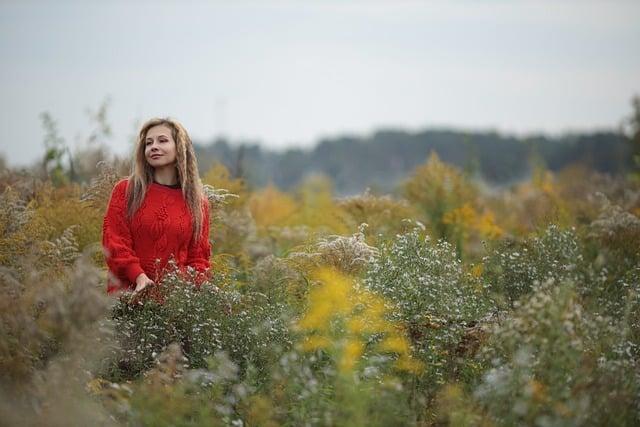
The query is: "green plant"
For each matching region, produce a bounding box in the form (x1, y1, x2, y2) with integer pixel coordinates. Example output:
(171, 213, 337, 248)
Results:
(364, 226, 493, 389)
(484, 225, 585, 306)
(107, 266, 291, 382)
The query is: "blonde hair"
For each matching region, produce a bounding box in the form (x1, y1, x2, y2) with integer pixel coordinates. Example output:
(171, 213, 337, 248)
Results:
(126, 117, 206, 242)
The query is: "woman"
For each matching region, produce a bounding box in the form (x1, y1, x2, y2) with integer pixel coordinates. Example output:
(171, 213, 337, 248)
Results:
(102, 117, 211, 297)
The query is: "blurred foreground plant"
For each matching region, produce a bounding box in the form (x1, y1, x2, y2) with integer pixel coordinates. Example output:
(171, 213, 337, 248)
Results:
(296, 267, 423, 376)
(474, 280, 640, 426)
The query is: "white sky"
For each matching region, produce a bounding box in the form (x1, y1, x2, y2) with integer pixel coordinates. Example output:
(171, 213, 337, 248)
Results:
(1, 0, 639, 166)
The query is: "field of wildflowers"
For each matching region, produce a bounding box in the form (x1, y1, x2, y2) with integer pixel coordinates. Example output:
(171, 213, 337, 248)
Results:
(1, 151, 639, 426)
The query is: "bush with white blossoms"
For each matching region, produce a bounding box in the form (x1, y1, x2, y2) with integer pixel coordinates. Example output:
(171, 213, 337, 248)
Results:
(483, 225, 585, 306)
(475, 279, 640, 426)
(107, 266, 291, 382)
(584, 196, 640, 319)
(364, 226, 494, 386)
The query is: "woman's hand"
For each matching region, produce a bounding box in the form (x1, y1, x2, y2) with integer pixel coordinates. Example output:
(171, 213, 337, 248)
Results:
(130, 273, 155, 304)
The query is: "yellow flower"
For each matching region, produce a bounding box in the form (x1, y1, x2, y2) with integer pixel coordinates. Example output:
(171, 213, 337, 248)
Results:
(470, 263, 484, 278)
(443, 203, 477, 231)
(300, 335, 331, 351)
(248, 184, 297, 230)
(475, 211, 503, 239)
(394, 356, 424, 374)
(297, 298, 335, 332)
(297, 269, 351, 331)
(378, 336, 411, 354)
(347, 316, 394, 335)
(346, 316, 367, 334)
(296, 267, 423, 375)
(339, 339, 365, 373)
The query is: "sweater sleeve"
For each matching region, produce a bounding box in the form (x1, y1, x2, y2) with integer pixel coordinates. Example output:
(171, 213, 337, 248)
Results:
(102, 179, 145, 287)
(186, 199, 212, 279)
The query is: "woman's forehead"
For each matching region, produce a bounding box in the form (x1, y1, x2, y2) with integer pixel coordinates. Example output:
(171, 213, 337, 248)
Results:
(146, 124, 173, 139)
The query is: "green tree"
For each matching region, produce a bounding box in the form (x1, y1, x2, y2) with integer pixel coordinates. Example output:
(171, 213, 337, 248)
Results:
(625, 95, 640, 178)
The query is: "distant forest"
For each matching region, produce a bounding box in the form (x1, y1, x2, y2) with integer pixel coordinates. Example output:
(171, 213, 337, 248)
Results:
(194, 129, 633, 195)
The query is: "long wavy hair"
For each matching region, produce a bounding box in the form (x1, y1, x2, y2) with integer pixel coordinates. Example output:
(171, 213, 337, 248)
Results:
(126, 117, 206, 242)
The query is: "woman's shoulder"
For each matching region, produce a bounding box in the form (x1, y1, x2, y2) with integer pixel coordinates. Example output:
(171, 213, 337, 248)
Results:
(113, 178, 131, 192)
(107, 178, 131, 203)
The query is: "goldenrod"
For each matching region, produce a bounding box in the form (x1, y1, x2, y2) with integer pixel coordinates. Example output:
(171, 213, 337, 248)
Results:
(296, 267, 422, 375)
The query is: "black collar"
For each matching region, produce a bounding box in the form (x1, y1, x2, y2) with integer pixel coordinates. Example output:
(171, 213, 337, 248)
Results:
(153, 181, 181, 189)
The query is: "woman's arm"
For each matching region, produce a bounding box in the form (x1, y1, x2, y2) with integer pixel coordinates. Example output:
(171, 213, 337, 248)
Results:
(102, 179, 145, 292)
(186, 199, 212, 281)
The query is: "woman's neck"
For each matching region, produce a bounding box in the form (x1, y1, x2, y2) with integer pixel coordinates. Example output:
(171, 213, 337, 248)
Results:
(153, 165, 178, 186)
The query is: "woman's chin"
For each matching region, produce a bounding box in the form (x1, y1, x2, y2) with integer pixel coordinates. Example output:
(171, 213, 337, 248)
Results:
(148, 159, 171, 168)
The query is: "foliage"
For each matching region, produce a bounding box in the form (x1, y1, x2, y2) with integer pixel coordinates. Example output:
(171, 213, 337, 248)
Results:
(2, 149, 640, 426)
(33, 183, 104, 253)
(107, 265, 291, 382)
(483, 225, 585, 306)
(40, 112, 70, 187)
(0, 248, 111, 423)
(296, 267, 423, 376)
(202, 161, 247, 209)
(291, 173, 349, 234)
(364, 226, 493, 392)
(0, 185, 39, 273)
(337, 189, 417, 246)
(474, 280, 640, 426)
(80, 161, 121, 210)
(287, 225, 379, 276)
(403, 151, 478, 241)
(249, 184, 298, 231)
(625, 95, 640, 178)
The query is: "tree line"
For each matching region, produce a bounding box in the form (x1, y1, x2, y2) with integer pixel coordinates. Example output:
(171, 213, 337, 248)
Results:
(196, 128, 633, 195)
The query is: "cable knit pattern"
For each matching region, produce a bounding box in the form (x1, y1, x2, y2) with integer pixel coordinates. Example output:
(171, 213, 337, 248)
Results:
(102, 179, 211, 294)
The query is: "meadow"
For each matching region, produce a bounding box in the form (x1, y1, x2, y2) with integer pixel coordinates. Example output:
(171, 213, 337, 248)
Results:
(1, 150, 639, 426)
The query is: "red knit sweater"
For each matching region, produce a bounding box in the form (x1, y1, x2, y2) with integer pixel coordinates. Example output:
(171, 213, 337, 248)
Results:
(102, 179, 211, 294)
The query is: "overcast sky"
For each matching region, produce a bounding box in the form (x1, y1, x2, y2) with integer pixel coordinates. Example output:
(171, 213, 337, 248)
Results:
(1, 0, 639, 166)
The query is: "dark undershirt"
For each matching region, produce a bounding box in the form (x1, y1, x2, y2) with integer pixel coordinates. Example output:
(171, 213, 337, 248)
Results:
(154, 181, 181, 189)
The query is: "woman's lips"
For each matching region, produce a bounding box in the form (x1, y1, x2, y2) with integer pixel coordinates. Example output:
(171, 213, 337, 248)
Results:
(150, 154, 162, 159)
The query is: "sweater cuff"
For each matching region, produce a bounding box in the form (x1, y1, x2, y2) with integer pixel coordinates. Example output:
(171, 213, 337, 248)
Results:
(125, 263, 145, 284)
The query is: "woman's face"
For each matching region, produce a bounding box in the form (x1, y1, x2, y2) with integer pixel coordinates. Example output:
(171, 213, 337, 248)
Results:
(144, 124, 177, 168)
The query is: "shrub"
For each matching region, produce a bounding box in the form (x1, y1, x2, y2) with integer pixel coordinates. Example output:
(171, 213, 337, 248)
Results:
(403, 151, 478, 241)
(483, 225, 585, 306)
(475, 280, 640, 426)
(287, 225, 379, 276)
(107, 266, 291, 382)
(337, 189, 417, 246)
(364, 226, 493, 388)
